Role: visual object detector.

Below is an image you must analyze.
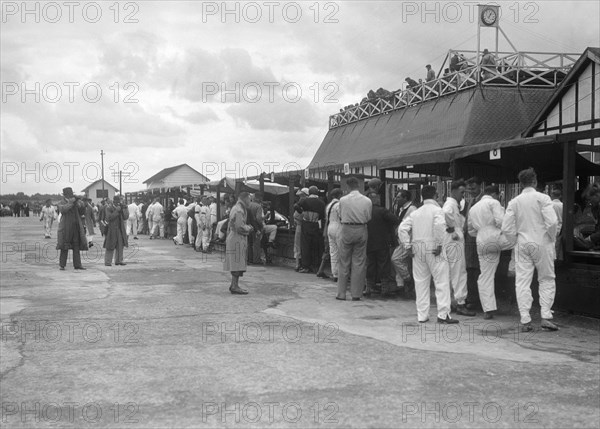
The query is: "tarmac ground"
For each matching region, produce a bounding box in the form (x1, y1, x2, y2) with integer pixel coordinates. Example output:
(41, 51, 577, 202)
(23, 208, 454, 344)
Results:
(1, 216, 599, 428)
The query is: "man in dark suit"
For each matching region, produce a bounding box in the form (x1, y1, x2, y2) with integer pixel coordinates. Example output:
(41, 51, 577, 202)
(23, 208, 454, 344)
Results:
(365, 192, 399, 296)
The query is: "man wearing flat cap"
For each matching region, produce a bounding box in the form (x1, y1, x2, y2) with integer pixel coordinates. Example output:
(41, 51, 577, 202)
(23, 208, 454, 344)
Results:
(56, 187, 88, 270)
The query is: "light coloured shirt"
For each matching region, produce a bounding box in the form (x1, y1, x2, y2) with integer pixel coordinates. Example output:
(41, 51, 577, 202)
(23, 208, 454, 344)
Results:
(339, 190, 372, 224)
(195, 204, 210, 227)
(209, 202, 217, 224)
(128, 202, 141, 220)
(467, 195, 505, 247)
(40, 205, 56, 221)
(326, 199, 341, 227)
(442, 197, 465, 240)
(148, 202, 164, 220)
(398, 201, 417, 222)
(172, 204, 188, 221)
(552, 199, 563, 236)
(501, 187, 557, 245)
(399, 199, 446, 248)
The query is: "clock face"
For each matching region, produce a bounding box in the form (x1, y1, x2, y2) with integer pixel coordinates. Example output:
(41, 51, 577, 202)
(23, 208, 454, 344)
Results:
(481, 8, 497, 25)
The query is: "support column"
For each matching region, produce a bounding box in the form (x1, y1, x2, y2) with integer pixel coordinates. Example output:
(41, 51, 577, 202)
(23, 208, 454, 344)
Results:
(288, 175, 296, 226)
(562, 140, 576, 262)
(327, 171, 334, 197)
(259, 172, 265, 193)
(379, 168, 386, 208)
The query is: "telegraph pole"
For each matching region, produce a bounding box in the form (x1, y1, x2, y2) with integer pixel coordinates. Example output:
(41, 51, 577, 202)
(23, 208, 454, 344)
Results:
(101, 150, 105, 192)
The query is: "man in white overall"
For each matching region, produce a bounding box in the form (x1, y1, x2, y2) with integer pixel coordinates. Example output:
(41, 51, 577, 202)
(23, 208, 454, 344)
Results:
(399, 185, 456, 324)
(442, 180, 475, 317)
(467, 185, 510, 319)
(501, 168, 558, 332)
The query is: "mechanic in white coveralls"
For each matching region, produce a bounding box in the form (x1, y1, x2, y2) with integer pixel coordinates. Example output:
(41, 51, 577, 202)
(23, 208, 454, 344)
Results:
(501, 168, 559, 332)
(467, 184, 511, 320)
(398, 185, 457, 324)
(442, 179, 476, 317)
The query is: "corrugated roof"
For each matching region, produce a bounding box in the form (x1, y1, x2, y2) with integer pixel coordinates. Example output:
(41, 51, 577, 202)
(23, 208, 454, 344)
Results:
(308, 86, 555, 171)
(143, 163, 208, 184)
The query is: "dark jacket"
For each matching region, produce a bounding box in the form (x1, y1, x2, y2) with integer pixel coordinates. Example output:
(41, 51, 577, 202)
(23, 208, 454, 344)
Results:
(367, 205, 399, 252)
(56, 198, 89, 251)
(103, 204, 129, 251)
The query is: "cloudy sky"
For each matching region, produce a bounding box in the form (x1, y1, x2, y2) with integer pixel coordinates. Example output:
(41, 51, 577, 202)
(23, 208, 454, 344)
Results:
(2, 0, 599, 194)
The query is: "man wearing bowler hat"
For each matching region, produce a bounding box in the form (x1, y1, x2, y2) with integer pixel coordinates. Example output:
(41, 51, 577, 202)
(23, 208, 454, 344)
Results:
(56, 187, 88, 271)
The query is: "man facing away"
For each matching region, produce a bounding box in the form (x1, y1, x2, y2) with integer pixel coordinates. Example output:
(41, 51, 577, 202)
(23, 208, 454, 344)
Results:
(40, 199, 57, 238)
(148, 198, 164, 239)
(172, 198, 188, 245)
(398, 185, 456, 324)
(501, 168, 559, 332)
(467, 185, 509, 320)
(127, 199, 141, 240)
(336, 177, 372, 301)
(299, 186, 326, 273)
(443, 180, 476, 317)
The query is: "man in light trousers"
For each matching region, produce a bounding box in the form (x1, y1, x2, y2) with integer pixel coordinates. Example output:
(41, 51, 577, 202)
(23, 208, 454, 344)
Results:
(126, 199, 141, 240)
(326, 188, 343, 281)
(443, 180, 475, 317)
(336, 177, 372, 301)
(399, 186, 456, 324)
(501, 168, 559, 332)
(467, 185, 509, 319)
(172, 198, 188, 245)
(195, 196, 211, 252)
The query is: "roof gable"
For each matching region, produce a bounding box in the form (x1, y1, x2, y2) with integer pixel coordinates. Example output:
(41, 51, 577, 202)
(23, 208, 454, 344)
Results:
(81, 179, 118, 193)
(143, 164, 208, 184)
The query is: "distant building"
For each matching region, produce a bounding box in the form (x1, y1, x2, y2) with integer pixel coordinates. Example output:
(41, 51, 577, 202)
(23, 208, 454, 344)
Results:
(143, 164, 209, 190)
(82, 179, 119, 204)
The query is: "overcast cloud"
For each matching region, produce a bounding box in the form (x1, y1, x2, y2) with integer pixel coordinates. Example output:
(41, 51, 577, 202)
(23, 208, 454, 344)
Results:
(1, 0, 599, 194)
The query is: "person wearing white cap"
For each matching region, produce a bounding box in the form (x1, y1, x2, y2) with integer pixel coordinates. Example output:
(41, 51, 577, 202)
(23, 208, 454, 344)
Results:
(293, 188, 309, 271)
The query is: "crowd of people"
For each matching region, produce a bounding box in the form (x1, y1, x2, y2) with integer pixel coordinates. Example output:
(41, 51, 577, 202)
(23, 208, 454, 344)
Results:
(337, 50, 500, 115)
(23, 169, 600, 328)
(223, 169, 600, 332)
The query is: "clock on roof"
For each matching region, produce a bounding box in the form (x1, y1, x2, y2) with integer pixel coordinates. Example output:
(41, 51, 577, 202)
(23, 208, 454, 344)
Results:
(479, 5, 500, 27)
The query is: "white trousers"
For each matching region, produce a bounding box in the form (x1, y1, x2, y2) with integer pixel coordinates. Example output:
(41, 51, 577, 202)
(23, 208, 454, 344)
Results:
(195, 217, 211, 250)
(327, 225, 340, 278)
(477, 251, 500, 312)
(174, 218, 187, 245)
(43, 218, 54, 237)
(187, 217, 195, 243)
(151, 219, 164, 238)
(412, 243, 451, 322)
(126, 217, 138, 237)
(445, 238, 468, 305)
(148, 218, 154, 235)
(216, 219, 227, 240)
(515, 241, 556, 324)
(263, 224, 277, 242)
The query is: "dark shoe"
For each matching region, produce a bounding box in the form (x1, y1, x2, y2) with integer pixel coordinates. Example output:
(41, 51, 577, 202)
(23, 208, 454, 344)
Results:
(74, 267, 86, 270)
(352, 297, 361, 301)
(294, 266, 300, 272)
(521, 322, 534, 332)
(116, 262, 127, 266)
(483, 311, 494, 320)
(332, 277, 338, 282)
(298, 268, 310, 273)
(456, 305, 476, 317)
(133, 237, 138, 240)
(105, 263, 112, 266)
(316, 272, 329, 279)
(59, 266, 65, 270)
(418, 318, 429, 323)
(88, 242, 94, 248)
(230, 288, 249, 295)
(437, 316, 459, 324)
(540, 319, 559, 331)
(466, 302, 481, 311)
(335, 296, 346, 301)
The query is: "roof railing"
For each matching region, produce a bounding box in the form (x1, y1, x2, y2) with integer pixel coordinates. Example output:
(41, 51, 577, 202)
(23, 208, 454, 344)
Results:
(329, 51, 579, 129)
